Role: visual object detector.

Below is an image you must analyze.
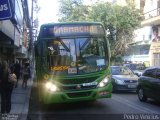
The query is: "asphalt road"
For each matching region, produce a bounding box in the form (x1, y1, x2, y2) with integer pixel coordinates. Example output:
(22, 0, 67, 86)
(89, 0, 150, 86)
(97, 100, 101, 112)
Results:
(27, 87, 160, 120)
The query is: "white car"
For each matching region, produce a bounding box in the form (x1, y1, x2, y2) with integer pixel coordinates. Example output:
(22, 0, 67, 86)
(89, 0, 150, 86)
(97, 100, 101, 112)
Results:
(111, 66, 139, 92)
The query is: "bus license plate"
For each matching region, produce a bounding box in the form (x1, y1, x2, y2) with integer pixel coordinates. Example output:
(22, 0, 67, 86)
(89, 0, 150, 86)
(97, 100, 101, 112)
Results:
(128, 85, 136, 88)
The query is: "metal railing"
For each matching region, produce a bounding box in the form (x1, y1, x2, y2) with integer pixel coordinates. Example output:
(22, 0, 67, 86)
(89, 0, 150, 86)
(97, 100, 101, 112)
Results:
(143, 8, 160, 20)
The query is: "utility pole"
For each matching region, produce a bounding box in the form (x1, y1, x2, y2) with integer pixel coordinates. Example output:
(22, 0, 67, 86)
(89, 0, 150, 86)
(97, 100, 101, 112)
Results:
(31, 0, 34, 50)
(28, 0, 34, 66)
(29, 0, 39, 67)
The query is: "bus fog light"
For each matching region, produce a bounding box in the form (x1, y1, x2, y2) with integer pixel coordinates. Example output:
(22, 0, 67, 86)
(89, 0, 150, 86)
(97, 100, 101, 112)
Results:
(99, 91, 109, 96)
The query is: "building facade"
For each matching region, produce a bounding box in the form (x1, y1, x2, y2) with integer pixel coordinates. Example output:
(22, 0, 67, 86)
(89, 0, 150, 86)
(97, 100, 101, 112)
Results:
(141, 0, 160, 66)
(115, 0, 160, 66)
(0, 0, 39, 66)
(0, 0, 30, 64)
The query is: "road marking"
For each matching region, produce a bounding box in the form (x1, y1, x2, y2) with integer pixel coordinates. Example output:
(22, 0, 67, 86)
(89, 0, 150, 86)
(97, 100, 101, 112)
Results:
(112, 95, 159, 114)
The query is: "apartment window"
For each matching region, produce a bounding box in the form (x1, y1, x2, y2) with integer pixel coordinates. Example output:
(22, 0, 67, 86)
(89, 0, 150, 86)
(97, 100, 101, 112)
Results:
(140, 46, 149, 55)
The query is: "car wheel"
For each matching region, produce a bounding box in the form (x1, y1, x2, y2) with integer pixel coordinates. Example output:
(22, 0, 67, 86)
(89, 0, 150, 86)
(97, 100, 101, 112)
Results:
(137, 88, 147, 102)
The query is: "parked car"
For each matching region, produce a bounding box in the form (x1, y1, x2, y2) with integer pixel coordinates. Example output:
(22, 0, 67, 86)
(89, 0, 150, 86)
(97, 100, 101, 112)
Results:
(137, 66, 160, 102)
(123, 63, 146, 77)
(111, 66, 139, 92)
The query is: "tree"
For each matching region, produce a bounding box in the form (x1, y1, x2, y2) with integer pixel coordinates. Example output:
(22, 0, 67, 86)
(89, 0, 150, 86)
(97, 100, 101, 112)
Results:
(88, 2, 143, 60)
(58, 0, 144, 61)
(58, 0, 89, 22)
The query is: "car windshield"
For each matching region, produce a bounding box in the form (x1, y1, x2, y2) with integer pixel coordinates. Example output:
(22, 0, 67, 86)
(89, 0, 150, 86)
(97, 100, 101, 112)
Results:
(47, 37, 109, 75)
(111, 66, 134, 75)
(124, 64, 146, 71)
(135, 64, 146, 70)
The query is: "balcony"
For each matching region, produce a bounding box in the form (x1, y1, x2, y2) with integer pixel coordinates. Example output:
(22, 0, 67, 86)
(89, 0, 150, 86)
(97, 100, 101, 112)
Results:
(141, 8, 160, 27)
(129, 39, 151, 46)
(123, 54, 149, 62)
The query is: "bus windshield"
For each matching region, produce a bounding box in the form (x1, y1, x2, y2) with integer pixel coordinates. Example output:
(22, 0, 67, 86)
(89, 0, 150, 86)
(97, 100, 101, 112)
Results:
(47, 37, 109, 75)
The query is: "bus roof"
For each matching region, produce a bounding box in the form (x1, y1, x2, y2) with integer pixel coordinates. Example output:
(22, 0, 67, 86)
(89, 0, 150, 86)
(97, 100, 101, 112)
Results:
(40, 22, 104, 28)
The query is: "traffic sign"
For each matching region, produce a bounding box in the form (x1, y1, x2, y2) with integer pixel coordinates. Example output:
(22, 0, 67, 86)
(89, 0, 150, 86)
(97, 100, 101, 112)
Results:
(0, 0, 12, 20)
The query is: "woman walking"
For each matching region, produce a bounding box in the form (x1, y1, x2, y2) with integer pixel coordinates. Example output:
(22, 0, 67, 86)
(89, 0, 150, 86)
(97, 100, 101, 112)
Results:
(0, 61, 14, 113)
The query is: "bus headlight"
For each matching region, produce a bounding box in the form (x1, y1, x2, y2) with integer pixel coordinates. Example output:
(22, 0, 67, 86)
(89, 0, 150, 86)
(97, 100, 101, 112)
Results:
(97, 77, 110, 88)
(45, 82, 58, 92)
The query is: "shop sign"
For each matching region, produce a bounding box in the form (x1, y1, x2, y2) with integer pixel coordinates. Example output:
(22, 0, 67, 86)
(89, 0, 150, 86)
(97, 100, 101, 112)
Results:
(0, 0, 12, 20)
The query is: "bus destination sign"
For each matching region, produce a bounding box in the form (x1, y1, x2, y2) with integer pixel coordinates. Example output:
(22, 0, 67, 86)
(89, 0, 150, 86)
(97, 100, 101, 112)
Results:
(50, 25, 105, 36)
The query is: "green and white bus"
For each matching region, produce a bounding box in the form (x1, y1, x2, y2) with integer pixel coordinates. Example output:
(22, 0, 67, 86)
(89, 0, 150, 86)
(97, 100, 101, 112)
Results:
(34, 22, 112, 104)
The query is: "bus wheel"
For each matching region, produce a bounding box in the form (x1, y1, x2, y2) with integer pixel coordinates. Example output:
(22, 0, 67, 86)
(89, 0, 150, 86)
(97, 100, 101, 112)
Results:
(137, 87, 147, 102)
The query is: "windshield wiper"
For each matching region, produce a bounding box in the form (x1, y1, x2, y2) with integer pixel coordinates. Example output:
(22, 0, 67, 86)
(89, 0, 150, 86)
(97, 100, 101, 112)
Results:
(80, 38, 90, 50)
(57, 37, 70, 52)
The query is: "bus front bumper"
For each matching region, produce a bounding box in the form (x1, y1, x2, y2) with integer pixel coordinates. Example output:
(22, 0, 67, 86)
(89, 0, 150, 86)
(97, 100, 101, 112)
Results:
(40, 84, 112, 104)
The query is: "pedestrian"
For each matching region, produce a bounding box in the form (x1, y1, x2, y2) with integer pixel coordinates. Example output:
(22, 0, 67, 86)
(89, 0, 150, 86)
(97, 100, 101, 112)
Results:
(13, 60, 21, 88)
(22, 64, 30, 89)
(0, 61, 14, 114)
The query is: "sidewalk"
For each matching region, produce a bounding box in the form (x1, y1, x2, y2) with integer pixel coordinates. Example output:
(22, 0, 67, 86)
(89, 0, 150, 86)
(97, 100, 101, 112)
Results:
(0, 73, 34, 120)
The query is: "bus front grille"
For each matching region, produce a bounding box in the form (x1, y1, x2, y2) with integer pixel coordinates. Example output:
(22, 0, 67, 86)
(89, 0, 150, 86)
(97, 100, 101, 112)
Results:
(62, 85, 96, 91)
(60, 76, 99, 84)
(67, 91, 92, 98)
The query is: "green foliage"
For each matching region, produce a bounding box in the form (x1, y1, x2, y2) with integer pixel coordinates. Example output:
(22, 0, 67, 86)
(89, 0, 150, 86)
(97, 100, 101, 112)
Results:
(58, 0, 89, 22)
(58, 0, 144, 60)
